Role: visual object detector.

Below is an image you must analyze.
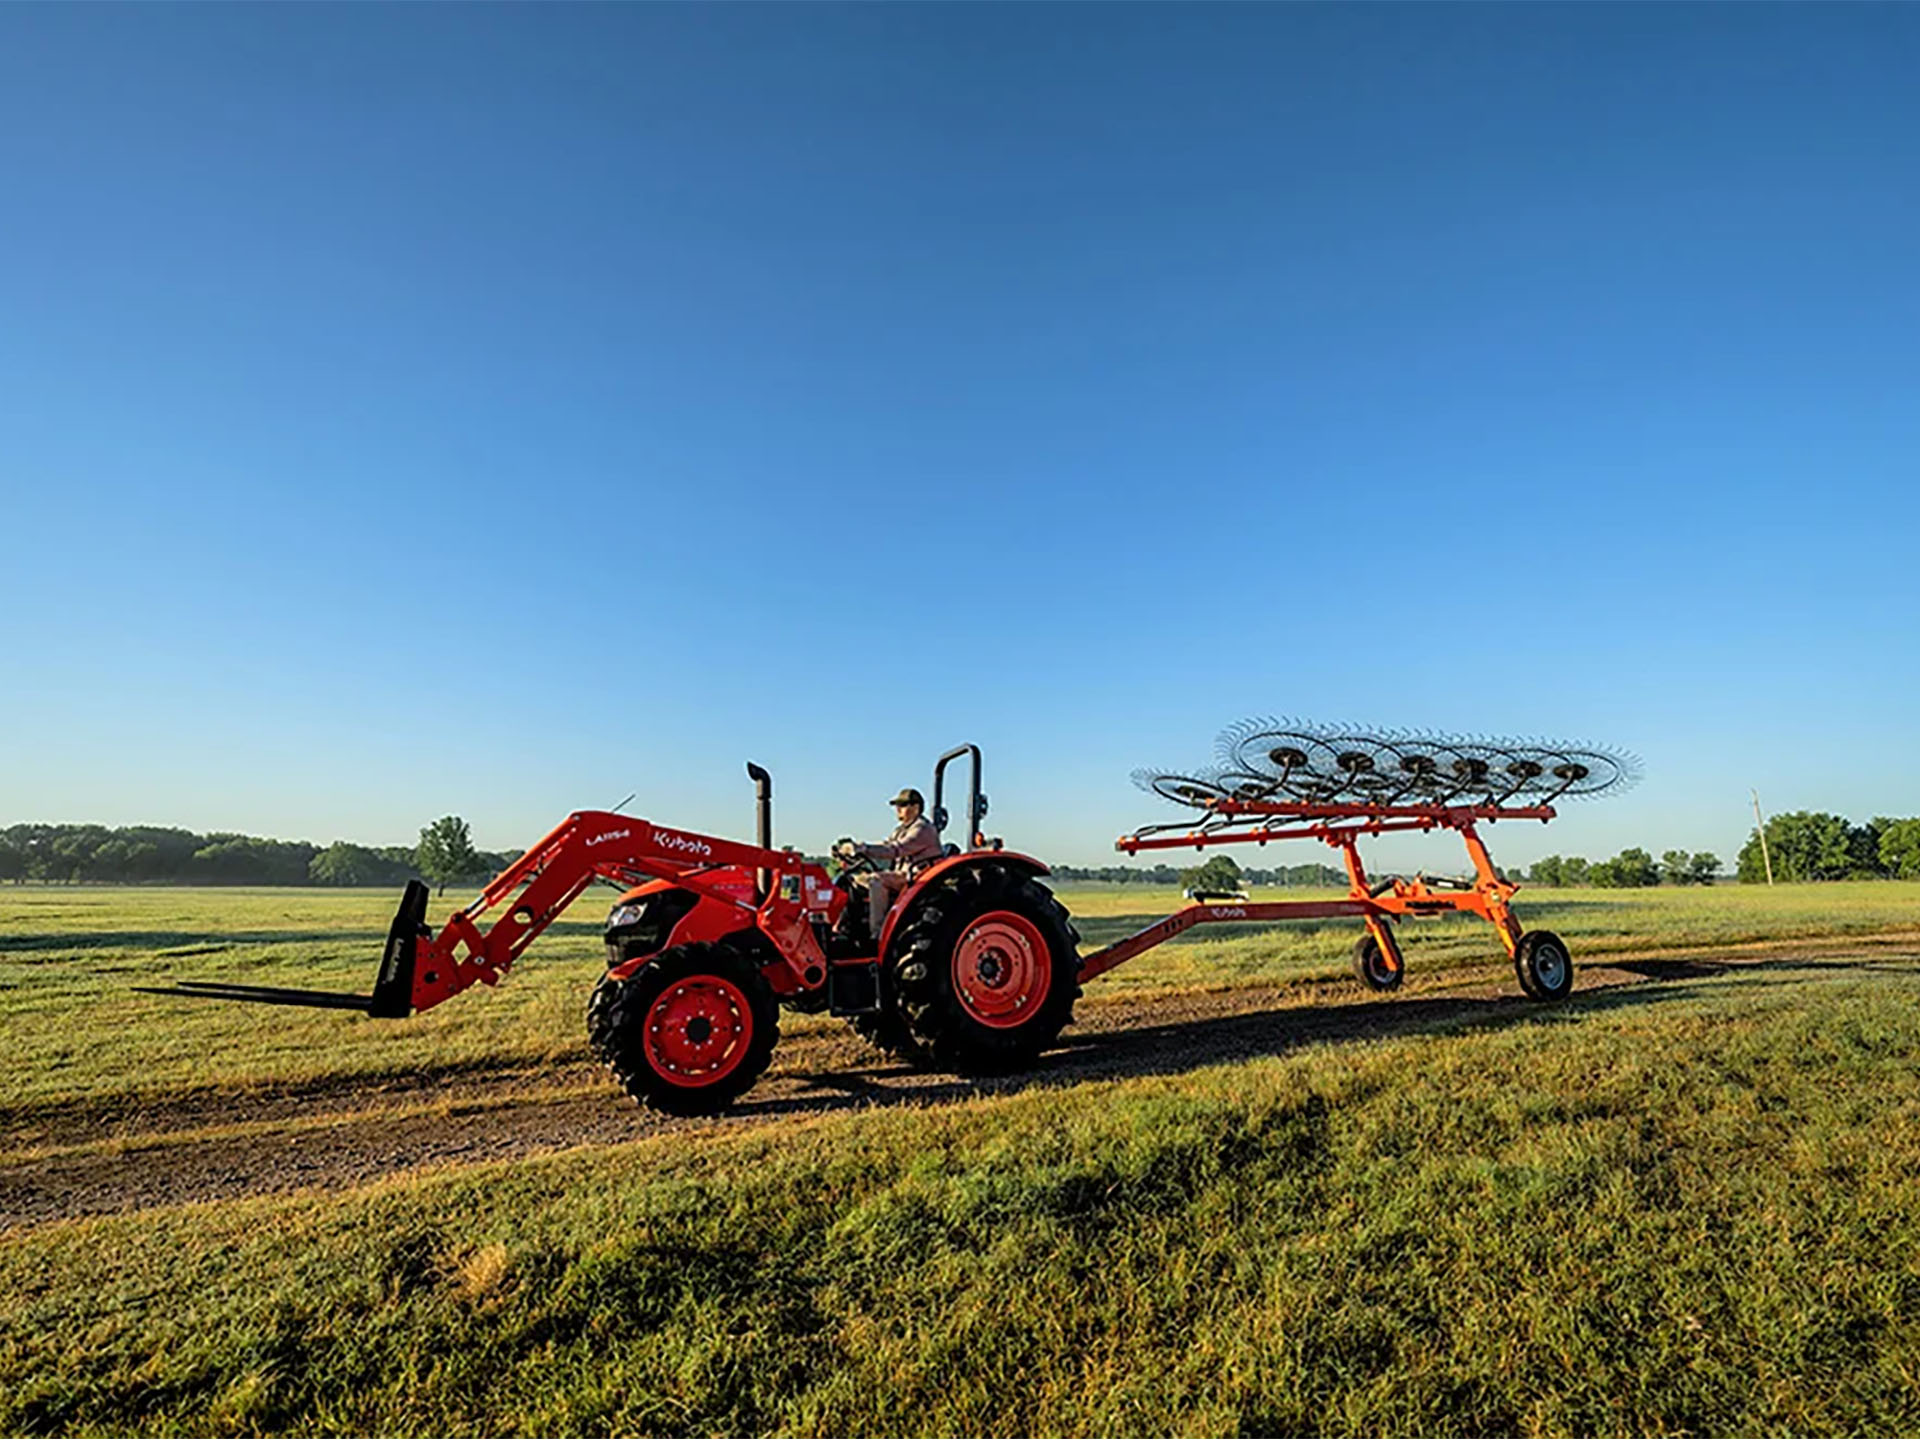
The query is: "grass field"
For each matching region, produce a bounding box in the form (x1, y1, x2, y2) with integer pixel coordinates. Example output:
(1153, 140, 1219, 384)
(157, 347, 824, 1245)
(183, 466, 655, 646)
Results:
(7, 880, 1918, 1120)
(3, 881, 1920, 1434)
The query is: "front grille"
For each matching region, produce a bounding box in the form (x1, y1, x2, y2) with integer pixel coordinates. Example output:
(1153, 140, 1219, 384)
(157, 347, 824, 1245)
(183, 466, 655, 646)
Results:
(603, 888, 699, 966)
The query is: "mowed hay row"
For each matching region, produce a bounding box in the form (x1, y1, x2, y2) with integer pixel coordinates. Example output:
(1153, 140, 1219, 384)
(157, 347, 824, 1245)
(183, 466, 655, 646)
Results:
(3, 957, 1919, 1437)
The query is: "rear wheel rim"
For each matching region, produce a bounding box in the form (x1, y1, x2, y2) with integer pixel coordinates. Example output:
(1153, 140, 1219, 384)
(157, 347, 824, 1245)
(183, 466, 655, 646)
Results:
(1533, 942, 1567, 992)
(643, 976, 752, 1087)
(952, 911, 1051, 1029)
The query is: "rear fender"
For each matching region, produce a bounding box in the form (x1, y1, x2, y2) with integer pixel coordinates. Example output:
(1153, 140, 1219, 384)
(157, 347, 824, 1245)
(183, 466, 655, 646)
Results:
(876, 850, 1051, 961)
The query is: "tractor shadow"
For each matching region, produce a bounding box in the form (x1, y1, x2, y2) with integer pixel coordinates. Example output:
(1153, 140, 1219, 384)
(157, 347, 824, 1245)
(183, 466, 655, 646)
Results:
(750, 954, 1885, 1121)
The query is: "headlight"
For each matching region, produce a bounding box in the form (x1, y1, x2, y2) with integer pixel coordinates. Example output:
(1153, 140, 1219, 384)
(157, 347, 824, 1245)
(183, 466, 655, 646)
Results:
(606, 903, 644, 929)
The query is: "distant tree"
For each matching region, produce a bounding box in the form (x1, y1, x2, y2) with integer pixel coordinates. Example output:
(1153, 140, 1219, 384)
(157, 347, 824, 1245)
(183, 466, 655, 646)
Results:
(1850, 818, 1895, 878)
(1620, 847, 1660, 886)
(416, 816, 480, 896)
(1879, 819, 1920, 880)
(1181, 854, 1244, 894)
(0, 836, 21, 884)
(5, 825, 58, 882)
(1561, 856, 1591, 887)
(1738, 811, 1855, 883)
(1688, 852, 1721, 885)
(1660, 849, 1693, 886)
(91, 838, 135, 881)
(311, 842, 389, 887)
(51, 826, 111, 883)
(1530, 856, 1565, 887)
(191, 836, 318, 885)
(1592, 848, 1659, 889)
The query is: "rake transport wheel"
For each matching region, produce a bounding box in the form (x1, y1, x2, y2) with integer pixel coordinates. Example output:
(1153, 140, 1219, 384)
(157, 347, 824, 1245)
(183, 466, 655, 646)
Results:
(1513, 929, 1574, 1002)
(891, 864, 1081, 1075)
(1351, 926, 1405, 992)
(586, 940, 779, 1116)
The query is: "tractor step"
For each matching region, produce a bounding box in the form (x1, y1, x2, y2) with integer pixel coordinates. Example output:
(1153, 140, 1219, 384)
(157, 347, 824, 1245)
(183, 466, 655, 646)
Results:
(135, 880, 430, 1020)
(827, 960, 882, 1017)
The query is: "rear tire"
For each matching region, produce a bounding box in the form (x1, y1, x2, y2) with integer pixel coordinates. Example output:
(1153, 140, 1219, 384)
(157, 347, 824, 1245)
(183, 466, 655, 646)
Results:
(1514, 929, 1574, 1001)
(586, 940, 779, 1115)
(891, 864, 1080, 1075)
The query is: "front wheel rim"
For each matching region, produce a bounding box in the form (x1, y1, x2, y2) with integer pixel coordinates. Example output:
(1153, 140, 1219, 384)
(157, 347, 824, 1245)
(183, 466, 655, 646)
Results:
(643, 976, 753, 1087)
(952, 911, 1052, 1029)
(1533, 943, 1568, 991)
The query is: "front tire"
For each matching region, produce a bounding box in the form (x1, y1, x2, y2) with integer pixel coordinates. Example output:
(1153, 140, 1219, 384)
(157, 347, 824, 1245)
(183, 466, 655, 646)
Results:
(890, 864, 1080, 1075)
(1514, 929, 1574, 1002)
(586, 941, 779, 1115)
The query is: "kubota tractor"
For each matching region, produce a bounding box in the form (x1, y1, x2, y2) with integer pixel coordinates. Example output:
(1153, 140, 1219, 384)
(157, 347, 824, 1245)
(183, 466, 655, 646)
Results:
(160, 745, 1084, 1115)
(584, 746, 1081, 1113)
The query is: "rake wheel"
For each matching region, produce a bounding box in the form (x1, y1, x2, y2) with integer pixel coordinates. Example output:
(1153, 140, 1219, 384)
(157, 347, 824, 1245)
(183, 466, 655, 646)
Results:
(1144, 719, 1641, 808)
(1514, 929, 1574, 1002)
(1351, 927, 1405, 992)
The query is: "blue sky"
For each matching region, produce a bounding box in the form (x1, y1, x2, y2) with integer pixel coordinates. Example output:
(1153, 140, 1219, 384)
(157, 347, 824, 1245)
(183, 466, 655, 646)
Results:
(3, 4, 1917, 871)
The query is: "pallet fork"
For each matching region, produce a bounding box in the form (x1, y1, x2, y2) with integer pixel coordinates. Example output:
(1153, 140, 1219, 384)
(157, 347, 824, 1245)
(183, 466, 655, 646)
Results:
(140, 880, 433, 1017)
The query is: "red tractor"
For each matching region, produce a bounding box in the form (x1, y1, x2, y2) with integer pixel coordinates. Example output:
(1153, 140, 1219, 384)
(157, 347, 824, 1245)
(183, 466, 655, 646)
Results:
(583, 747, 1081, 1113)
(165, 746, 1084, 1115)
(158, 734, 1605, 1115)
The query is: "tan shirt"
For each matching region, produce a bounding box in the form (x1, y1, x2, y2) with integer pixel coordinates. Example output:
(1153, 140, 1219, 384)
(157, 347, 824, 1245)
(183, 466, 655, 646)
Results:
(861, 815, 944, 874)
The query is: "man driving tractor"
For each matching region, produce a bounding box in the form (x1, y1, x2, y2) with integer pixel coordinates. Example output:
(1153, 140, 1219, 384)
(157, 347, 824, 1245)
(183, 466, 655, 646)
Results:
(835, 787, 945, 938)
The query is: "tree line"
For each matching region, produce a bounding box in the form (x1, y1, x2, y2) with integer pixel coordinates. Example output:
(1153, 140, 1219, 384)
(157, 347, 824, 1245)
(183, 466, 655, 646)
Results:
(0, 817, 514, 893)
(1735, 811, 1920, 883)
(1525, 849, 1719, 888)
(9, 808, 1916, 892)
(1525, 811, 1920, 887)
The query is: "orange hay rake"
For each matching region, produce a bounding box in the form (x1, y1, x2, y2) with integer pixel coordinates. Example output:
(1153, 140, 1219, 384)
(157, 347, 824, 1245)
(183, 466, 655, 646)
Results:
(1086, 797, 1558, 994)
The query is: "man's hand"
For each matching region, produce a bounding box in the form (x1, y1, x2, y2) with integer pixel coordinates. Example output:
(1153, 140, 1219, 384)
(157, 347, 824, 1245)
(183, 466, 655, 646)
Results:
(833, 837, 857, 859)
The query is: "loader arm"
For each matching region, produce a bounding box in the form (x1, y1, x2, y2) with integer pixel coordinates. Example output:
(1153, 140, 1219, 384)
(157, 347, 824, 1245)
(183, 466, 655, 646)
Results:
(150, 811, 843, 1017)
(400, 811, 840, 1014)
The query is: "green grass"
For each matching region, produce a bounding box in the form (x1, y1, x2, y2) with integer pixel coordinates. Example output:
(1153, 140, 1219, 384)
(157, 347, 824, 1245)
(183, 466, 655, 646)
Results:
(5, 881, 1917, 1121)
(3, 955, 1919, 1435)
(5, 881, 1920, 1434)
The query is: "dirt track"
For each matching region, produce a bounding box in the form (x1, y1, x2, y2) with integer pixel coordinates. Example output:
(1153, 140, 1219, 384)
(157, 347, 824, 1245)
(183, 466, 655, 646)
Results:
(4, 940, 1912, 1232)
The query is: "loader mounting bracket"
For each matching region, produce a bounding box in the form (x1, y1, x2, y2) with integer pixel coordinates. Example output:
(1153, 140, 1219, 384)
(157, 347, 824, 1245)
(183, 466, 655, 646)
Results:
(370, 878, 429, 1018)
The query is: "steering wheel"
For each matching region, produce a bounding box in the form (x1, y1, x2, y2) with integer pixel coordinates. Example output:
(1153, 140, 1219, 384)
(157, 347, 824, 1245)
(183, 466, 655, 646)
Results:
(833, 840, 879, 877)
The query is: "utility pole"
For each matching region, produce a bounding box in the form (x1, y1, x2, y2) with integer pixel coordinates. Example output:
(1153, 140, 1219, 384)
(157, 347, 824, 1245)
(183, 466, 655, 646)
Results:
(1750, 789, 1775, 886)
